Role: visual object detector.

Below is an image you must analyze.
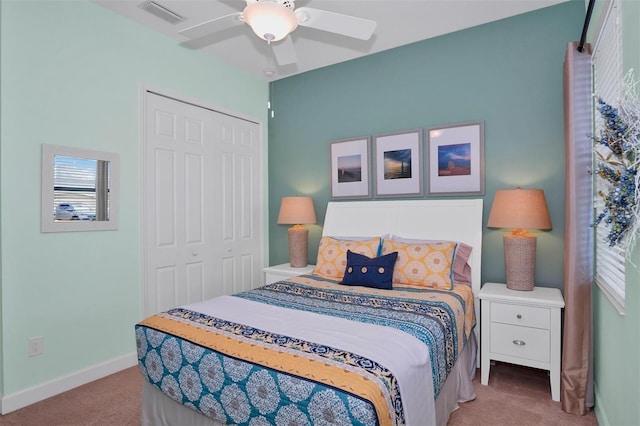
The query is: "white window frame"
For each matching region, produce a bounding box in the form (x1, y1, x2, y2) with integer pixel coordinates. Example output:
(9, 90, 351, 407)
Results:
(592, 0, 625, 315)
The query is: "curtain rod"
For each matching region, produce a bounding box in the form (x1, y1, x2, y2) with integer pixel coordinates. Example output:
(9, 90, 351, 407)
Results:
(578, 0, 596, 52)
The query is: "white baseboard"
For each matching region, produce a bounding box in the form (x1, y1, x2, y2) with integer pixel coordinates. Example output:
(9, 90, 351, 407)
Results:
(0, 352, 137, 415)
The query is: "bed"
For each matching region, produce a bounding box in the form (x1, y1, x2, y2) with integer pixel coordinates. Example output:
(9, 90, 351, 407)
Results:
(136, 199, 483, 426)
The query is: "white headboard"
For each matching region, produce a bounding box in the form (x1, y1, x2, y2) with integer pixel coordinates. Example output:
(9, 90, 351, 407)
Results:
(322, 199, 483, 358)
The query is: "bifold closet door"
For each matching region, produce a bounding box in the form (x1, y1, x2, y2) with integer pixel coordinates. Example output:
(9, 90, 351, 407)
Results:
(143, 91, 262, 316)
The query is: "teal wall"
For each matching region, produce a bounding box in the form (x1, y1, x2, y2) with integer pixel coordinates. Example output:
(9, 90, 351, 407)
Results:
(0, 0, 267, 397)
(269, 1, 584, 292)
(590, 1, 640, 425)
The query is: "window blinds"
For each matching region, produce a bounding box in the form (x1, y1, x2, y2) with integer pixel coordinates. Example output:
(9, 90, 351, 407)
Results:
(52, 155, 110, 221)
(592, 0, 625, 313)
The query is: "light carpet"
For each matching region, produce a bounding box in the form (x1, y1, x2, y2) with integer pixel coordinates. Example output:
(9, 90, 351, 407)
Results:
(0, 362, 597, 425)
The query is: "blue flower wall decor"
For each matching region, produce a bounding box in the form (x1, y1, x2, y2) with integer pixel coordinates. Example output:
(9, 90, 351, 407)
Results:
(591, 70, 640, 256)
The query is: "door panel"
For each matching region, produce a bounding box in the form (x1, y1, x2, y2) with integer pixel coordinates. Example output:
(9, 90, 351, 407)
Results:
(185, 262, 204, 304)
(221, 152, 235, 242)
(221, 257, 235, 296)
(215, 115, 260, 295)
(185, 153, 204, 245)
(143, 91, 262, 316)
(156, 266, 177, 311)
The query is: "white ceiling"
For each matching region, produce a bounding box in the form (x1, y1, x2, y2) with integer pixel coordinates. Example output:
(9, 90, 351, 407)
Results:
(93, 0, 569, 81)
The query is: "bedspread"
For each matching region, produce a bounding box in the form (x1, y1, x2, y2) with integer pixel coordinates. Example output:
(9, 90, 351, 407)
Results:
(135, 275, 475, 426)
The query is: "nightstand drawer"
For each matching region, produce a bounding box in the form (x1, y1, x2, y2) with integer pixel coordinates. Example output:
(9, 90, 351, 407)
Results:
(490, 322, 550, 362)
(491, 302, 550, 329)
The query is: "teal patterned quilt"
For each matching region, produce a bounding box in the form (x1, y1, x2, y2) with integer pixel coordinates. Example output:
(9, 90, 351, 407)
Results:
(135, 274, 475, 426)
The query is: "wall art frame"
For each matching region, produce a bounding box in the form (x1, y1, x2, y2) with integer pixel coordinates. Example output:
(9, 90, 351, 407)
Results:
(330, 136, 371, 199)
(373, 129, 423, 198)
(427, 121, 485, 196)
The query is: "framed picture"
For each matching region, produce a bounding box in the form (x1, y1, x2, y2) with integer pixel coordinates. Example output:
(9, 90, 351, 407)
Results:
(330, 137, 371, 199)
(427, 121, 485, 196)
(373, 129, 423, 197)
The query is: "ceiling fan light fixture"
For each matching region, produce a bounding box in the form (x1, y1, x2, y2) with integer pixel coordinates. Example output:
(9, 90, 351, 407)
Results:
(243, 1, 298, 42)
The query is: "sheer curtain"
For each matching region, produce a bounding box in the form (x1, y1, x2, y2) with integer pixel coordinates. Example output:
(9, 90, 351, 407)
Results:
(561, 41, 594, 414)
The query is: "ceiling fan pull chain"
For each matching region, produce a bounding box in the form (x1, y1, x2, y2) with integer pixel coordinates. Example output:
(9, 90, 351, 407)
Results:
(263, 40, 276, 79)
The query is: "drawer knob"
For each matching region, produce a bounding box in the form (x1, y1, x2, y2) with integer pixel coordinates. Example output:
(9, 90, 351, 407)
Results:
(513, 339, 526, 346)
(516, 314, 522, 319)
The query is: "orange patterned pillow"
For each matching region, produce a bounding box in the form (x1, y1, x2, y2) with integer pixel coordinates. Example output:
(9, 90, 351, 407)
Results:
(313, 237, 381, 279)
(381, 240, 457, 290)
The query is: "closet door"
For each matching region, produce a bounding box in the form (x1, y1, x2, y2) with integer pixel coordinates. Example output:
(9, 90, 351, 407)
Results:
(143, 91, 263, 316)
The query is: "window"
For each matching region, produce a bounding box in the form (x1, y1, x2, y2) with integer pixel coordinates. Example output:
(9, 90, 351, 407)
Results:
(592, 0, 625, 314)
(41, 144, 120, 233)
(52, 155, 110, 222)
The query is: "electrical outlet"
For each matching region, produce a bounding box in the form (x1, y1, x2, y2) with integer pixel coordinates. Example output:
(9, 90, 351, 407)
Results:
(28, 336, 44, 357)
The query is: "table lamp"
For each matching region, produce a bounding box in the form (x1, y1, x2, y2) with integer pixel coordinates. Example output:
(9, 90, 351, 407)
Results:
(487, 188, 552, 291)
(277, 196, 317, 268)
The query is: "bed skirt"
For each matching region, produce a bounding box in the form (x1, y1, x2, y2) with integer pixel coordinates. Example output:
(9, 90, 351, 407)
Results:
(140, 334, 477, 426)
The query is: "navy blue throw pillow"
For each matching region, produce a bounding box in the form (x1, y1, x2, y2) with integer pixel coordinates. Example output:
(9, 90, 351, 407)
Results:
(340, 250, 398, 290)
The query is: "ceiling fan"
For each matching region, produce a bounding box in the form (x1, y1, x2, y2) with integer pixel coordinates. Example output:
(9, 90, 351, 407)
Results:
(178, 0, 377, 67)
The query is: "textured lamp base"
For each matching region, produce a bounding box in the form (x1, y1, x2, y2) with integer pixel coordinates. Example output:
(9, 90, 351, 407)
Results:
(288, 226, 309, 268)
(503, 233, 536, 291)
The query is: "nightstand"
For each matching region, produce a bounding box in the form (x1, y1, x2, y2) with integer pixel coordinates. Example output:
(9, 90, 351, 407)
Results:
(479, 282, 565, 401)
(263, 263, 315, 285)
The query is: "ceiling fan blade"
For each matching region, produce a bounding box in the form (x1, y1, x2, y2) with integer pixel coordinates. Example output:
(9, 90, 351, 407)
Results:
(294, 7, 376, 41)
(271, 36, 297, 66)
(178, 12, 243, 39)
